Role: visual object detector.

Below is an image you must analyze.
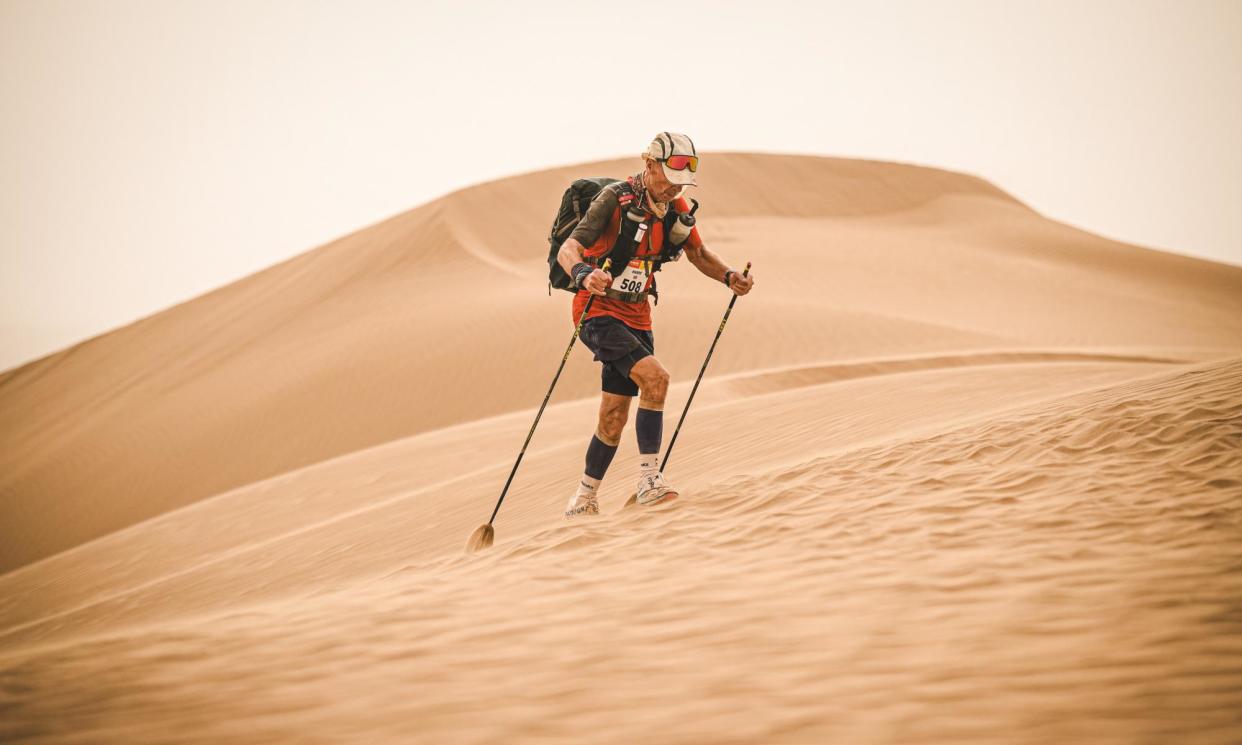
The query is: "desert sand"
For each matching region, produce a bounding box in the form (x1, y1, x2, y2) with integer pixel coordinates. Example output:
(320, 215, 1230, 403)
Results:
(1, 153, 1240, 743)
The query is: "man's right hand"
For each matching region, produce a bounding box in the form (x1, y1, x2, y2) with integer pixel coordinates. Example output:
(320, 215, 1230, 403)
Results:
(582, 269, 611, 296)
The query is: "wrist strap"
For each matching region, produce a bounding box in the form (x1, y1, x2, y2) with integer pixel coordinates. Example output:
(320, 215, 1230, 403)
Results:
(572, 262, 593, 287)
(723, 270, 735, 287)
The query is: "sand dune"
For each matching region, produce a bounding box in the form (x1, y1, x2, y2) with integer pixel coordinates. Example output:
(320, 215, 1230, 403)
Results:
(2, 154, 1241, 743)
(2, 356, 1239, 743)
(4, 154, 1241, 572)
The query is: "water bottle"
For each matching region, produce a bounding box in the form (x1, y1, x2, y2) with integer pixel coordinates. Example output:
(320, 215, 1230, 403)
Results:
(668, 198, 699, 246)
(628, 209, 648, 247)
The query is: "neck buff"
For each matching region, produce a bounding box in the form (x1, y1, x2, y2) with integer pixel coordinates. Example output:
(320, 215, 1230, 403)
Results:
(636, 170, 669, 219)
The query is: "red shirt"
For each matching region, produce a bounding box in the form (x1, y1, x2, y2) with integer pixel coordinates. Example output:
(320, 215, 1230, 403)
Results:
(571, 194, 704, 330)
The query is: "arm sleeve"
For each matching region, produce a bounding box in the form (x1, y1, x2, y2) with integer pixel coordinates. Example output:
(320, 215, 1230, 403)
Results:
(686, 223, 704, 250)
(568, 186, 620, 248)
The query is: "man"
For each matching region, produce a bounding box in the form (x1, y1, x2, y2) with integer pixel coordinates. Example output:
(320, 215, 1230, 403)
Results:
(556, 132, 755, 518)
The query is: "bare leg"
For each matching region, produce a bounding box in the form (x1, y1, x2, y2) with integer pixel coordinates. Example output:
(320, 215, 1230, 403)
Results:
(565, 393, 631, 518)
(629, 356, 670, 410)
(628, 356, 678, 504)
(597, 392, 632, 445)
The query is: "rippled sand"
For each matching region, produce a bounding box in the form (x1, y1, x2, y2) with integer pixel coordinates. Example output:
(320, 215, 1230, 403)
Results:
(2, 155, 1241, 743)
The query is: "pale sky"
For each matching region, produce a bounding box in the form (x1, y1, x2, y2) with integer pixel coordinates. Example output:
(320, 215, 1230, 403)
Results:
(2, 0, 1239, 371)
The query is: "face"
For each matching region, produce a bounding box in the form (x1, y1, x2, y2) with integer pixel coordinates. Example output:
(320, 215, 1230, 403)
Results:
(644, 158, 686, 202)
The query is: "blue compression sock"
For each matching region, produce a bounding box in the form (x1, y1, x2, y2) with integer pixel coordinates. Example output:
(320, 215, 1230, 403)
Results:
(635, 406, 663, 457)
(584, 434, 619, 480)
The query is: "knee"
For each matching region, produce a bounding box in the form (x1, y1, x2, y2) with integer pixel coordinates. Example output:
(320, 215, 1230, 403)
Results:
(599, 406, 628, 442)
(640, 365, 670, 399)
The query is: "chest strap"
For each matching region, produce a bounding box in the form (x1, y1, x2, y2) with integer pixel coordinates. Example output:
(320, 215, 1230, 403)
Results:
(604, 288, 651, 303)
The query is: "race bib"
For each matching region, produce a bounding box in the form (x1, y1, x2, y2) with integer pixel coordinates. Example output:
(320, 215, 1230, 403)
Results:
(610, 258, 651, 295)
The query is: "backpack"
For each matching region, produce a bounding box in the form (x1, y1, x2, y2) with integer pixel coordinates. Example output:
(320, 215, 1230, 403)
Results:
(546, 177, 623, 293)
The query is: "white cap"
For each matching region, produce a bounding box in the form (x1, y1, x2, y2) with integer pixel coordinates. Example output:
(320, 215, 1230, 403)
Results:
(645, 132, 698, 186)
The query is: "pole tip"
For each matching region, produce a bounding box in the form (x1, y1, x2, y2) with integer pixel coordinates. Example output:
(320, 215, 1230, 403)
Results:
(465, 524, 494, 553)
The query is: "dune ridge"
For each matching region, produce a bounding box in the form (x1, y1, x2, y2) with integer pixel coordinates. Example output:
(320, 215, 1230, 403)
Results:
(0, 352, 1178, 648)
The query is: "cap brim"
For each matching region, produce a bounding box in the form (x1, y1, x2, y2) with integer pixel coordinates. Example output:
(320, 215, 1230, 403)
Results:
(661, 162, 697, 186)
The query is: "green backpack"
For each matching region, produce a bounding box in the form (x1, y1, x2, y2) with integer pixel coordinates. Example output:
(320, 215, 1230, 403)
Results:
(546, 177, 624, 293)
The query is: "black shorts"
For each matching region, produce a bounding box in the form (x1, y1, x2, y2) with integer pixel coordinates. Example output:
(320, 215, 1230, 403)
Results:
(580, 316, 654, 397)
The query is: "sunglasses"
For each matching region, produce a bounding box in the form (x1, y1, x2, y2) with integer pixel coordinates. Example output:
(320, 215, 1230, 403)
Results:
(662, 154, 699, 172)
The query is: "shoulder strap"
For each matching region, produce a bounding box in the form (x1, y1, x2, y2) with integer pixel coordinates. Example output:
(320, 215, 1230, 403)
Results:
(588, 180, 646, 278)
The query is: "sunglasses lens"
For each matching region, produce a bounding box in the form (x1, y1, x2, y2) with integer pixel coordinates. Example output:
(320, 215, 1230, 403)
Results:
(665, 155, 698, 172)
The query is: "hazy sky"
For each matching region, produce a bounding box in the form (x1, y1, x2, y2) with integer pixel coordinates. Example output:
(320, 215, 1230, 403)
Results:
(2, 0, 1239, 371)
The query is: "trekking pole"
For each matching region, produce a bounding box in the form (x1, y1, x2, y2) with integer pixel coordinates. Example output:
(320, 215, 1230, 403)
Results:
(660, 262, 751, 474)
(622, 263, 751, 510)
(466, 260, 611, 552)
